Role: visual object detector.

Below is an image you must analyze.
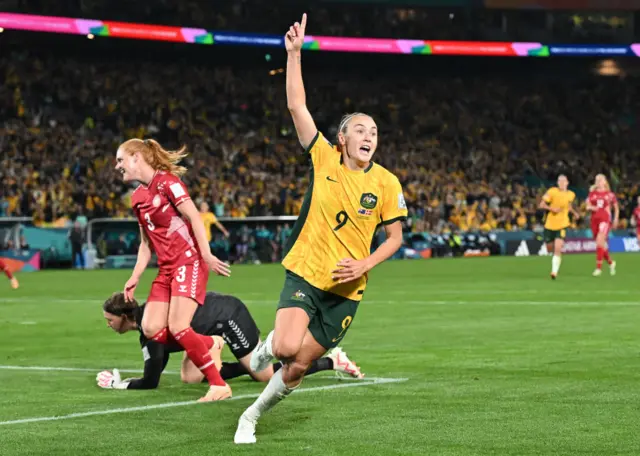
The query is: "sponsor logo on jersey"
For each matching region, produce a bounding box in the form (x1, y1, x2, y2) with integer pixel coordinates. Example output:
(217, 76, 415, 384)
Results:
(170, 182, 186, 199)
(179, 285, 187, 293)
(360, 193, 378, 210)
(152, 195, 161, 207)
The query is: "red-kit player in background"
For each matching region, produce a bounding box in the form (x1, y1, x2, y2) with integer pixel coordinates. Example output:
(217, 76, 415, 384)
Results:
(0, 259, 19, 289)
(115, 138, 232, 401)
(634, 196, 640, 244)
(586, 173, 618, 277)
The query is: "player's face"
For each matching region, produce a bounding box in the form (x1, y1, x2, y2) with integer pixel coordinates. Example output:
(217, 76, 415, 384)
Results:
(103, 311, 128, 334)
(115, 148, 137, 183)
(558, 176, 568, 191)
(342, 115, 378, 164)
(595, 175, 606, 190)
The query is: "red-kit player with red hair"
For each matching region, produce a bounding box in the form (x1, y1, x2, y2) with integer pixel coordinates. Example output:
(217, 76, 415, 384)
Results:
(586, 173, 618, 277)
(115, 138, 232, 401)
(0, 259, 19, 289)
(633, 196, 640, 244)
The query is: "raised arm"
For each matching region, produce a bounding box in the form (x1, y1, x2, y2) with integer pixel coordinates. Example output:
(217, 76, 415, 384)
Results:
(285, 13, 318, 149)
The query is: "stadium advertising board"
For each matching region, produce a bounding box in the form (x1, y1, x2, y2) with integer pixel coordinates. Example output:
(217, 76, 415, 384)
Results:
(3, 12, 640, 58)
(485, 0, 640, 9)
(507, 236, 639, 256)
(0, 249, 41, 272)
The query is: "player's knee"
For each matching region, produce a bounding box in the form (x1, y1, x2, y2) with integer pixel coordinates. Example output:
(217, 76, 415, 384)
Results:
(167, 320, 189, 336)
(273, 339, 301, 361)
(141, 322, 165, 340)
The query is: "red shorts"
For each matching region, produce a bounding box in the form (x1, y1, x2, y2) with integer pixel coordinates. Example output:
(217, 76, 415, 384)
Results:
(147, 260, 209, 305)
(591, 219, 611, 239)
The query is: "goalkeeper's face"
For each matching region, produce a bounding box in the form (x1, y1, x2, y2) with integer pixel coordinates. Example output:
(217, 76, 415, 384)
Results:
(103, 311, 131, 334)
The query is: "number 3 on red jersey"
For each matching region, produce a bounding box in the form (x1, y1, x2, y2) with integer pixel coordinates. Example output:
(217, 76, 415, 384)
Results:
(144, 213, 155, 231)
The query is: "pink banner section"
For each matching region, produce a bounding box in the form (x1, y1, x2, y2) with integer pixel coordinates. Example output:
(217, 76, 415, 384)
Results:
(307, 35, 405, 53)
(0, 13, 79, 34)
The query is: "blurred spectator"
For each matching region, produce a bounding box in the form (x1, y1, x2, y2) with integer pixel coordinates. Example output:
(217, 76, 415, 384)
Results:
(19, 235, 30, 250)
(68, 221, 85, 269)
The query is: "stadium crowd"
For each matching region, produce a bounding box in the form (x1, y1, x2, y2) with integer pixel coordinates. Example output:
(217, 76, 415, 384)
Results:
(1, 5, 640, 241)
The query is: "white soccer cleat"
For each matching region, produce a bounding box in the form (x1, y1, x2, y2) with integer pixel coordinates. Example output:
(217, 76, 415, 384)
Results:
(327, 347, 364, 379)
(250, 331, 275, 373)
(234, 412, 257, 444)
(609, 261, 617, 276)
(592, 269, 602, 277)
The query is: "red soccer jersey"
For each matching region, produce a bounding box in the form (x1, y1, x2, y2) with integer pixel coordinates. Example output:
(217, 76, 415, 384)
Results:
(131, 171, 200, 270)
(587, 190, 617, 222)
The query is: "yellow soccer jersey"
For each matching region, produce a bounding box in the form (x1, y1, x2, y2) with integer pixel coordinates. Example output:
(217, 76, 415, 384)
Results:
(543, 187, 575, 231)
(282, 132, 408, 301)
(200, 211, 218, 242)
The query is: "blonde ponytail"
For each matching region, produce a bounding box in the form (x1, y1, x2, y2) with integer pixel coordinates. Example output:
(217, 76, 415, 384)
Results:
(120, 138, 188, 176)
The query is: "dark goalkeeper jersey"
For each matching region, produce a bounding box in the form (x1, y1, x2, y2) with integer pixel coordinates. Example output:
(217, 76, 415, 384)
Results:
(126, 291, 244, 389)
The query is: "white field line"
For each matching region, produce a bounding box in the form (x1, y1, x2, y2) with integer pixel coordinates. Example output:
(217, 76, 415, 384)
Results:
(0, 365, 399, 384)
(0, 376, 408, 426)
(3, 298, 639, 306)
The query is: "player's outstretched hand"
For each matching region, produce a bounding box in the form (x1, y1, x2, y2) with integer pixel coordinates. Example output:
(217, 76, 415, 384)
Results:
(124, 277, 138, 302)
(204, 253, 231, 277)
(332, 258, 371, 284)
(96, 369, 129, 390)
(285, 13, 307, 53)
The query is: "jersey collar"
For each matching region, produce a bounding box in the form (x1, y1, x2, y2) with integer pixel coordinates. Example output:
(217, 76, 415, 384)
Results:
(140, 170, 159, 189)
(340, 155, 374, 173)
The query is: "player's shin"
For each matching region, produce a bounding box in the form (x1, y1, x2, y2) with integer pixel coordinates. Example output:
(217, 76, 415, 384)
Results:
(242, 369, 297, 422)
(173, 327, 226, 386)
(551, 255, 561, 275)
(596, 246, 604, 269)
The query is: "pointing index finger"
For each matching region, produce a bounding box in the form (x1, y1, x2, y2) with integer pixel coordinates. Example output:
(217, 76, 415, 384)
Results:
(301, 13, 307, 30)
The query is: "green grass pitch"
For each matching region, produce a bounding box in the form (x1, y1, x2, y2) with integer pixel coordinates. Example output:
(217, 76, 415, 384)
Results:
(1, 254, 640, 455)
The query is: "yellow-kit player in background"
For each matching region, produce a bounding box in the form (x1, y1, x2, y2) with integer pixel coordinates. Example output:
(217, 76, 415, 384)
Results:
(234, 13, 407, 445)
(539, 174, 579, 279)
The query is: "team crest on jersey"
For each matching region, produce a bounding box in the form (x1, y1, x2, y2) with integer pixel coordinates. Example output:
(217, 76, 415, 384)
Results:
(360, 193, 378, 210)
(152, 195, 162, 207)
(292, 290, 306, 301)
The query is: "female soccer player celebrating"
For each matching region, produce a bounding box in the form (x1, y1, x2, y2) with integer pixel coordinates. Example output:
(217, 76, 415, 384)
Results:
(539, 175, 578, 280)
(586, 173, 618, 276)
(115, 138, 232, 401)
(234, 13, 407, 444)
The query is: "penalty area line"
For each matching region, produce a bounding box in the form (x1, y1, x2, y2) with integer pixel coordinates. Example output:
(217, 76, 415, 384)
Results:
(0, 377, 408, 426)
(0, 365, 401, 383)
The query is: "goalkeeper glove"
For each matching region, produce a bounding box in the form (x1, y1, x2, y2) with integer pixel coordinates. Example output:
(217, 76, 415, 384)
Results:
(96, 369, 130, 390)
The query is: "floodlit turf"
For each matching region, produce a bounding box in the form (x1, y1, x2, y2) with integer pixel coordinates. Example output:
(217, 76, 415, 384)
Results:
(2, 254, 640, 455)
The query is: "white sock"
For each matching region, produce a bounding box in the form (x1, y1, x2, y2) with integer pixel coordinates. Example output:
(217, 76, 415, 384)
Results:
(264, 330, 275, 358)
(244, 369, 294, 422)
(552, 255, 561, 274)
